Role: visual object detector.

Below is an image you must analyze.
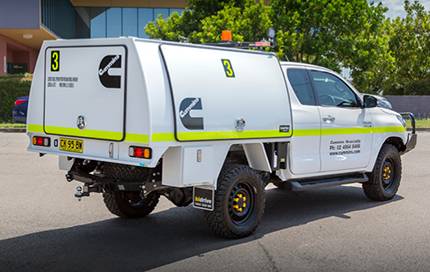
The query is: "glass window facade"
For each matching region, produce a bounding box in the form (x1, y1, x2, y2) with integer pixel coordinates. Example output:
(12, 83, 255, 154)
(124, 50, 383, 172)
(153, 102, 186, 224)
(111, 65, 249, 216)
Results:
(90, 7, 184, 38)
(41, 0, 78, 39)
(90, 8, 106, 38)
(122, 8, 138, 37)
(106, 8, 122, 37)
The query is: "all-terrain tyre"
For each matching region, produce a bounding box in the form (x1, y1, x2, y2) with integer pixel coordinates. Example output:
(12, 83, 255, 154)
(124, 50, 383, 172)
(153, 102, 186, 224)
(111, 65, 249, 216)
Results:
(205, 164, 265, 239)
(363, 144, 402, 201)
(103, 191, 160, 218)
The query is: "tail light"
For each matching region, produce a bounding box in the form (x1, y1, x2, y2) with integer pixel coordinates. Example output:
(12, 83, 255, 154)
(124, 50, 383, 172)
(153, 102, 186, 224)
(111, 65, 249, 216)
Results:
(15, 99, 26, 106)
(32, 136, 51, 147)
(129, 146, 152, 159)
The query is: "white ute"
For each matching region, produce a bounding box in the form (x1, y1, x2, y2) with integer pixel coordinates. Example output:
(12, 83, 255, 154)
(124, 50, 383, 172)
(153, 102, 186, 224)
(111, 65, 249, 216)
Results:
(27, 38, 417, 238)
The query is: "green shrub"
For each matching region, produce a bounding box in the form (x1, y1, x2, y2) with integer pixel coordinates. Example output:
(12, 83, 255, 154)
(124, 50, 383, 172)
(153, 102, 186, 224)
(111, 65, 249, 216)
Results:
(0, 74, 32, 122)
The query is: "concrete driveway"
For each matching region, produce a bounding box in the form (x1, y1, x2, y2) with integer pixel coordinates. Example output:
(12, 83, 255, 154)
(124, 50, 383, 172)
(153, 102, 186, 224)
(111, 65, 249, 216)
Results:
(0, 133, 429, 272)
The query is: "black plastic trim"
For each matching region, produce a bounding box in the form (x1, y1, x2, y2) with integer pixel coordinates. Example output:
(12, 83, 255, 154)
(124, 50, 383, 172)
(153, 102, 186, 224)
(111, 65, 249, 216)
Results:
(289, 173, 368, 191)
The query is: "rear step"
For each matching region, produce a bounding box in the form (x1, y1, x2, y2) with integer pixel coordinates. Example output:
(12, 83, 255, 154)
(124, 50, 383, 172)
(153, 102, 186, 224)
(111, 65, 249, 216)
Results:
(289, 174, 368, 192)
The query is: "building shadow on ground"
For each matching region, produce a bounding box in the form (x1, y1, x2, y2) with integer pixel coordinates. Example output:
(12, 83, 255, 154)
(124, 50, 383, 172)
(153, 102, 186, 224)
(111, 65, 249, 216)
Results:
(0, 186, 402, 272)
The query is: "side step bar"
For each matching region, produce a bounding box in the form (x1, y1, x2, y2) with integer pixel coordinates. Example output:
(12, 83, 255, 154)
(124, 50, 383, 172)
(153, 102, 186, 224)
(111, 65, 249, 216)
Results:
(289, 174, 368, 192)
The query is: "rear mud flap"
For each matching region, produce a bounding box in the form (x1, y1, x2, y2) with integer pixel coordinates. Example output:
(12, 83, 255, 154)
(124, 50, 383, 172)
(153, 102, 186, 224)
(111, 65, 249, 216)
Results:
(193, 186, 214, 211)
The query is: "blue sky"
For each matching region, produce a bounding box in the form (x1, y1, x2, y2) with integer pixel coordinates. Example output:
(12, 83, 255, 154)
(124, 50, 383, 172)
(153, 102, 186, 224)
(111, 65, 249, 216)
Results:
(378, 0, 430, 18)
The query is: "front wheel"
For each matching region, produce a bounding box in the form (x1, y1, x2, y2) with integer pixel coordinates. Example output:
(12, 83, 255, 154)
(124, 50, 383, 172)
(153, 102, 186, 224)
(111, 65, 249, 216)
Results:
(363, 144, 402, 201)
(103, 191, 159, 218)
(204, 164, 265, 239)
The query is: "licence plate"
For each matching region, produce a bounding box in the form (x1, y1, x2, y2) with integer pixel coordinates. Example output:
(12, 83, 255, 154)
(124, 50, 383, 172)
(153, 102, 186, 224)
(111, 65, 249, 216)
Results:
(59, 138, 83, 153)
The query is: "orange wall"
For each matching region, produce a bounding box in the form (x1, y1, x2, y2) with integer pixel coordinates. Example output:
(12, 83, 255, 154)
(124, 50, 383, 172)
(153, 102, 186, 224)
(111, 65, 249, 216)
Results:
(0, 35, 38, 75)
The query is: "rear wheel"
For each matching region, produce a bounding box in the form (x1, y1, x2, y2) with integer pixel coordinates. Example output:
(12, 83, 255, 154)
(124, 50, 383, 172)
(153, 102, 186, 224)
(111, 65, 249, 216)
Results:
(205, 164, 265, 239)
(363, 144, 402, 201)
(103, 191, 159, 218)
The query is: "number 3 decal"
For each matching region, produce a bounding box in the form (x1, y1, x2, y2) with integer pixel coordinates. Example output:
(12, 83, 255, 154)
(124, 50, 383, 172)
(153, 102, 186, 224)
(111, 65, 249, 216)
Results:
(51, 50, 60, 72)
(221, 59, 235, 78)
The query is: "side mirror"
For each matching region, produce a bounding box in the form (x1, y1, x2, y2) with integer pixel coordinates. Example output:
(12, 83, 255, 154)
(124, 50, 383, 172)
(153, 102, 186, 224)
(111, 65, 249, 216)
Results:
(363, 95, 378, 108)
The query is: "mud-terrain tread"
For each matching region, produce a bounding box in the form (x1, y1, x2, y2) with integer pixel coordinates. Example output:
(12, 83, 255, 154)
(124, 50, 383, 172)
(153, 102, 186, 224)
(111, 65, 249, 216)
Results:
(204, 164, 265, 239)
(363, 144, 402, 201)
(103, 191, 159, 218)
(102, 163, 150, 182)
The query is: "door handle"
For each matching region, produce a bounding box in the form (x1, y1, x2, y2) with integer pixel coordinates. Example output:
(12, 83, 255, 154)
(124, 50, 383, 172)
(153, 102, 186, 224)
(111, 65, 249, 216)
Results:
(363, 121, 373, 127)
(322, 116, 335, 123)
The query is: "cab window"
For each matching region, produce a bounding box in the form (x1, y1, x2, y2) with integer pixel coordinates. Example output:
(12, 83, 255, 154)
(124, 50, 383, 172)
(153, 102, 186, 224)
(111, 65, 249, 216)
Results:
(287, 68, 316, 106)
(310, 70, 359, 107)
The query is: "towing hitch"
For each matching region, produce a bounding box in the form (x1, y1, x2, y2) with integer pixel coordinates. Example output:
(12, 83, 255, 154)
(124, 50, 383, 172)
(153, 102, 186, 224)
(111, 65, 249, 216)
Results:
(74, 184, 102, 200)
(74, 186, 89, 200)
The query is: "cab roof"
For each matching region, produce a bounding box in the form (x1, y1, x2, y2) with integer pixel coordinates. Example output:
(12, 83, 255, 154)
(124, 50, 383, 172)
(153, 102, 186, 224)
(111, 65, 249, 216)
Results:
(280, 61, 331, 72)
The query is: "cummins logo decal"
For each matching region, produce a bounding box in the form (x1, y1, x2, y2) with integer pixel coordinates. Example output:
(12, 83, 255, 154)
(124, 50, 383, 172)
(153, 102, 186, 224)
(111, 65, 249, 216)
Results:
(98, 55, 122, 88)
(179, 97, 204, 130)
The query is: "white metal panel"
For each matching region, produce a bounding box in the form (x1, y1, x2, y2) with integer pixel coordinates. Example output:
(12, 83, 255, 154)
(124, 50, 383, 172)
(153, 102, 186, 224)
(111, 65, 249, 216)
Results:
(319, 107, 373, 172)
(182, 146, 216, 186)
(365, 107, 408, 172)
(288, 106, 321, 174)
(160, 44, 292, 141)
(44, 46, 126, 141)
(135, 41, 175, 140)
(280, 65, 321, 175)
(58, 156, 74, 171)
(243, 143, 272, 172)
(162, 144, 230, 187)
(162, 147, 183, 187)
(27, 48, 46, 129)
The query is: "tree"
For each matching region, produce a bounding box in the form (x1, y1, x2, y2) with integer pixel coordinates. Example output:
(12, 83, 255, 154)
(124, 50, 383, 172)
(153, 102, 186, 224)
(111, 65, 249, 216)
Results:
(384, 0, 430, 95)
(271, 0, 388, 91)
(145, 0, 430, 95)
(348, 19, 395, 94)
(145, 0, 266, 43)
(192, 0, 271, 43)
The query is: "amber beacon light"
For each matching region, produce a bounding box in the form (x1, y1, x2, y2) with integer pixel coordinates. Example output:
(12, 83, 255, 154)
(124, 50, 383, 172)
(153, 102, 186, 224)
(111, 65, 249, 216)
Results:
(221, 30, 232, 42)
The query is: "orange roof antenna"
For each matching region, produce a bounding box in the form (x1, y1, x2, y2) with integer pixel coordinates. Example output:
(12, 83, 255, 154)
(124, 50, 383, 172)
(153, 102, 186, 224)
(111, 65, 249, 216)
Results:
(221, 30, 232, 42)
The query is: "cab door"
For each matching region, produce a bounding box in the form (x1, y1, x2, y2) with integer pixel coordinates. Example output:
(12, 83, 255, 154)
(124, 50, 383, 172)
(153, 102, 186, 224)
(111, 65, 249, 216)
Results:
(309, 70, 373, 172)
(285, 68, 321, 174)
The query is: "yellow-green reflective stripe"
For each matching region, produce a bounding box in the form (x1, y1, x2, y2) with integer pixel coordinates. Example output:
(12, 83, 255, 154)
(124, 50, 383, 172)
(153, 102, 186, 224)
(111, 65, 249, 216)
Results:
(293, 126, 405, 137)
(125, 133, 176, 143)
(45, 126, 123, 141)
(27, 124, 44, 133)
(27, 124, 151, 143)
(372, 126, 406, 133)
(293, 129, 320, 137)
(125, 133, 149, 144)
(320, 127, 373, 135)
(177, 130, 293, 141)
(26, 124, 405, 142)
(152, 132, 176, 142)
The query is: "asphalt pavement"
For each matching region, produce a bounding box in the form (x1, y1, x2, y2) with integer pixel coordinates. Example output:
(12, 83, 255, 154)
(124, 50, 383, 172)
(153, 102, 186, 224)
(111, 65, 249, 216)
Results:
(0, 132, 429, 272)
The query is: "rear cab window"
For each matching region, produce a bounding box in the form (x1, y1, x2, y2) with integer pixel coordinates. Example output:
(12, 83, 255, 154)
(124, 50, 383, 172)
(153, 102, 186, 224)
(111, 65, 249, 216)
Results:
(286, 68, 316, 106)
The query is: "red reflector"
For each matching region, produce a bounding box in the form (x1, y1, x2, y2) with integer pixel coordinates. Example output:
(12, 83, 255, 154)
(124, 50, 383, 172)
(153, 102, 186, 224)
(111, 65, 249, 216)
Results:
(129, 146, 152, 159)
(15, 99, 26, 106)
